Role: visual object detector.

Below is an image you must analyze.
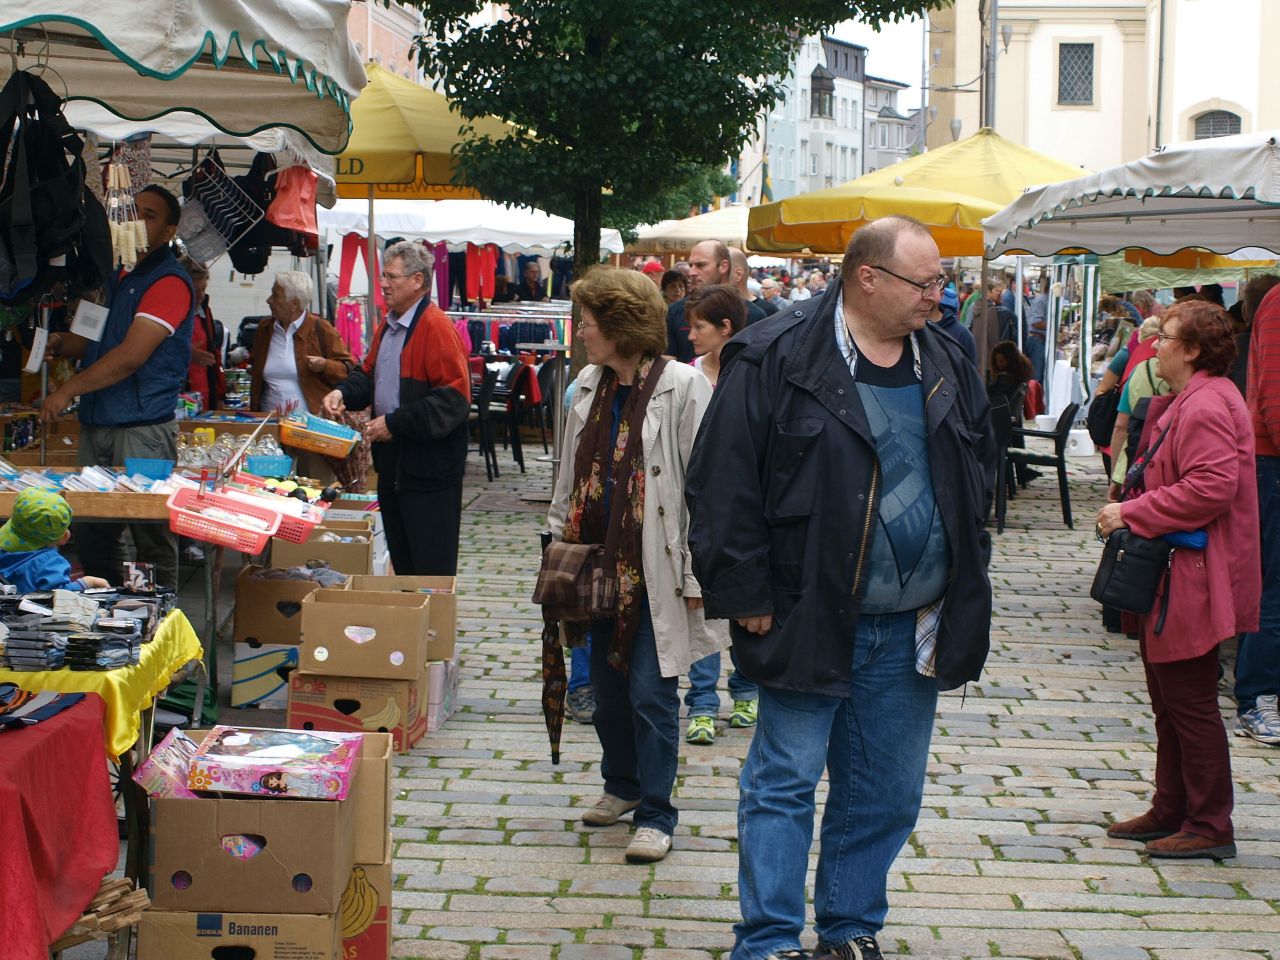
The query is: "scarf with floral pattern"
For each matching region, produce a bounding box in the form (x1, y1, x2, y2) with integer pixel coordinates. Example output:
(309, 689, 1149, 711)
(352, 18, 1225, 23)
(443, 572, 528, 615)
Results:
(562, 356, 665, 671)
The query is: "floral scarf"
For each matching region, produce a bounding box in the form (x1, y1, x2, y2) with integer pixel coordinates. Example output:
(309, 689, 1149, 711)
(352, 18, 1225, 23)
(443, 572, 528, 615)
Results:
(562, 355, 665, 671)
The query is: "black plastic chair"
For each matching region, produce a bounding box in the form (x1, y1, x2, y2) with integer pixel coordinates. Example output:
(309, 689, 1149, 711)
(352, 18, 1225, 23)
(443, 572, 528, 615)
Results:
(989, 397, 1014, 534)
(1007, 402, 1080, 529)
(468, 367, 500, 481)
(534, 359, 559, 454)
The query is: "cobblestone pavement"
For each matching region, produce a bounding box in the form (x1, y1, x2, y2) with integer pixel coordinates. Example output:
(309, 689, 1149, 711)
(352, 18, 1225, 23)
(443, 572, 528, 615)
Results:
(392, 450, 1280, 960)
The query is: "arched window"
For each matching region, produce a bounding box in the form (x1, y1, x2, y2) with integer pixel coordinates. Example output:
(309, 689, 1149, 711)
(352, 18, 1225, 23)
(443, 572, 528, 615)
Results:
(1195, 110, 1241, 139)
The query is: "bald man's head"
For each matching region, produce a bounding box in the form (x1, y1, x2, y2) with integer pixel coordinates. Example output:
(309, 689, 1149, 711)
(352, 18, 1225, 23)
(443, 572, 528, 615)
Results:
(728, 248, 750, 294)
(688, 240, 732, 289)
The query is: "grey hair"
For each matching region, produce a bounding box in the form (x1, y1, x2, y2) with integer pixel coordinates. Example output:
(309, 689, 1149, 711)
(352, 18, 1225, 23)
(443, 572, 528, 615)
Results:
(274, 270, 313, 308)
(385, 240, 435, 281)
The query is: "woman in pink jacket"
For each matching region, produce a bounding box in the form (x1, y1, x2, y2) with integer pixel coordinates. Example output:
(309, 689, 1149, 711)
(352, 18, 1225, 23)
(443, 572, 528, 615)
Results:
(1096, 300, 1260, 860)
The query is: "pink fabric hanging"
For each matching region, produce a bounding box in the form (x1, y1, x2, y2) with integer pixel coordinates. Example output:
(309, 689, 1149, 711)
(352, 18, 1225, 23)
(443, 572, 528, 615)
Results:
(336, 300, 365, 362)
(454, 318, 472, 354)
(434, 241, 451, 309)
(337, 233, 385, 309)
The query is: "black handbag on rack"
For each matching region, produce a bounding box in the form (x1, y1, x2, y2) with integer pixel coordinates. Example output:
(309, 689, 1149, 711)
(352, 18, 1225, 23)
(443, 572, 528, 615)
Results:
(1089, 422, 1175, 632)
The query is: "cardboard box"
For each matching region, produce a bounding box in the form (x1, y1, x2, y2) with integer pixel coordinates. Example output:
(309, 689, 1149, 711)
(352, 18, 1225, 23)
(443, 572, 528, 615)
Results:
(288, 671, 427, 755)
(230, 641, 299, 709)
(234, 565, 324, 646)
(299, 589, 430, 680)
(425, 654, 462, 733)
(350, 734, 393, 865)
(138, 910, 339, 960)
(348, 575, 457, 661)
(272, 519, 376, 576)
(149, 792, 355, 914)
(341, 851, 392, 960)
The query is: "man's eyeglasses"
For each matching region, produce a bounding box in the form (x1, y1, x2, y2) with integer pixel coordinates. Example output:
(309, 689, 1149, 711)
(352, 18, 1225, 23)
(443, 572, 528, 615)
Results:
(380, 271, 409, 281)
(870, 265, 948, 296)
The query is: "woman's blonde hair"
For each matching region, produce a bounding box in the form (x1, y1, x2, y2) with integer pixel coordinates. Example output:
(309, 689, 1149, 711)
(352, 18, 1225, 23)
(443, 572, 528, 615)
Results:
(571, 266, 667, 358)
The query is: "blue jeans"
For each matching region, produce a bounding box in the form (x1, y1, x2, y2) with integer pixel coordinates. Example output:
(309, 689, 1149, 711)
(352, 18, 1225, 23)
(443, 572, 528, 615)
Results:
(685, 648, 759, 717)
(569, 638, 592, 693)
(590, 599, 680, 834)
(732, 610, 939, 960)
(1236, 456, 1280, 713)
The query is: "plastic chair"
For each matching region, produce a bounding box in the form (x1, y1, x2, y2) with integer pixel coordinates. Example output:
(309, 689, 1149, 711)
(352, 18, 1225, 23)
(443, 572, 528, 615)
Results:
(468, 367, 500, 481)
(1008, 402, 1080, 529)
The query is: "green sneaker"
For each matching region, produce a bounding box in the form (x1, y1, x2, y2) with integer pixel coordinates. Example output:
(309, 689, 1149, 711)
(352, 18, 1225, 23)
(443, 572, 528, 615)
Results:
(730, 699, 758, 728)
(686, 715, 716, 745)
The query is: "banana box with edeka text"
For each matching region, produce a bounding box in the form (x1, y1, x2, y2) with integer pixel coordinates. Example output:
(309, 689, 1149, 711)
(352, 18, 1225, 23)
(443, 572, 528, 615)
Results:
(299, 589, 431, 680)
(288, 671, 428, 755)
(138, 911, 339, 960)
(230, 641, 299, 709)
(340, 849, 393, 960)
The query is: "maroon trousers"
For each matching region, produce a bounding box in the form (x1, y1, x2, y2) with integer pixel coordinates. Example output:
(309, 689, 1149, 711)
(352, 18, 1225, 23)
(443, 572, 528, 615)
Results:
(1140, 639, 1234, 843)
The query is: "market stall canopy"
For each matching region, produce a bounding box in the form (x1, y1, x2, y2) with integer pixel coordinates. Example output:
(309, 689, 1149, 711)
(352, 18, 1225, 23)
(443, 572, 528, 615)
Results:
(0, 0, 366, 154)
(629, 206, 756, 255)
(984, 131, 1280, 258)
(334, 63, 513, 200)
(749, 128, 1085, 256)
(319, 198, 625, 255)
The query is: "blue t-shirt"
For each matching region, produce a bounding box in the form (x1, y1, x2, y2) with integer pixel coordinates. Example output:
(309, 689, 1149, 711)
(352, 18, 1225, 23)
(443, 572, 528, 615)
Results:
(854, 342, 950, 613)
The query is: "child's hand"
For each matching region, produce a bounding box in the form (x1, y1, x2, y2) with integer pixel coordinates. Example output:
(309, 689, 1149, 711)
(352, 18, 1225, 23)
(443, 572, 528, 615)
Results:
(82, 576, 112, 589)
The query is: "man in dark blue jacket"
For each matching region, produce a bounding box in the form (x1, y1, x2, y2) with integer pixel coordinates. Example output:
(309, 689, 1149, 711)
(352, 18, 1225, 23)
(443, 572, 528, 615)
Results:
(687, 216, 995, 960)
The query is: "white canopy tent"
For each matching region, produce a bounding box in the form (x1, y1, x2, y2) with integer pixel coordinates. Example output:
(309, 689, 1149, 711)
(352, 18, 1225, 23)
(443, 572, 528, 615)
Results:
(0, 0, 366, 154)
(629, 205, 754, 254)
(319, 198, 625, 255)
(984, 131, 1280, 258)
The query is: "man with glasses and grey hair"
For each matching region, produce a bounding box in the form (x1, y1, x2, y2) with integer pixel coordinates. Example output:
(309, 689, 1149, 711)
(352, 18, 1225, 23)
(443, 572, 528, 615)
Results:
(686, 216, 996, 960)
(323, 240, 471, 575)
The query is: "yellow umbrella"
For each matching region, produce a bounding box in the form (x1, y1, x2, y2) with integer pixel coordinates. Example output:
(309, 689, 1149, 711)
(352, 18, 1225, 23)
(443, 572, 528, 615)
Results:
(749, 127, 1085, 256)
(334, 62, 513, 320)
(335, 63, 511, 199)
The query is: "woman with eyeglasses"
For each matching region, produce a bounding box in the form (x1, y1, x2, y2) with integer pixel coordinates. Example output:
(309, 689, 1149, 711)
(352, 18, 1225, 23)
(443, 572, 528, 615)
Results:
(1096, 300, 1260, 861)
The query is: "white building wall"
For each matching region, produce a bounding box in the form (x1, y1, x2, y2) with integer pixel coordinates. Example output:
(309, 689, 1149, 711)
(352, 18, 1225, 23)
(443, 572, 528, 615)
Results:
(1164, 0, 1260, 142)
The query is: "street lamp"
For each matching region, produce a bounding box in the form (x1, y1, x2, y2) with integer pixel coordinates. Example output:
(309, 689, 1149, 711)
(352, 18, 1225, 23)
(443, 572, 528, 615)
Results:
(950, 117, 962, 141)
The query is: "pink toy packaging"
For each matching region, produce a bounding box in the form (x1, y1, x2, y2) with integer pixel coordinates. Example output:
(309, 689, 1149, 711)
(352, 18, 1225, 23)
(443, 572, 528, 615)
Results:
(132, 727, 200, 799)
(187, 726, 362, 800)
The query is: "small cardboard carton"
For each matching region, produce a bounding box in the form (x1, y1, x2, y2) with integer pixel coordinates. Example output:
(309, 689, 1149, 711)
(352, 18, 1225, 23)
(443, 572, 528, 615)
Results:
(233, 565, 322, 646)
(138, 910, 339, 960)
(149, 792, 355, 914)
(350, 734, 393, 865)
(348, 575, 457, 661)
(272, 518, 376, 576)
(288, 671, 427, 756)
(425, 653, 462, 733)
(299, 589, 430, 680)
(340, 850, 393, 960)
(230, 641, 298, 709)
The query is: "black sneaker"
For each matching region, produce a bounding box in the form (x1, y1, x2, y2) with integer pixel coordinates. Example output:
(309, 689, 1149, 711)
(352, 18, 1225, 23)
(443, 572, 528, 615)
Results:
(567, 685, 596, 724)
(763, 951, 810, 960)
(815, 936, 883, 960)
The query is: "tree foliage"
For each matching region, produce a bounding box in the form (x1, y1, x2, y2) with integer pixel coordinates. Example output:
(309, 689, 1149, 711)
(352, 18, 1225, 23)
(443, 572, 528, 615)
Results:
(405, 1, 949, 277)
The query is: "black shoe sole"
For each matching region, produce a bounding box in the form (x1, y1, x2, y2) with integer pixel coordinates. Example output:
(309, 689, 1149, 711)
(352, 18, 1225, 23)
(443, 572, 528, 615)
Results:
(1145, 842, 1237, 860)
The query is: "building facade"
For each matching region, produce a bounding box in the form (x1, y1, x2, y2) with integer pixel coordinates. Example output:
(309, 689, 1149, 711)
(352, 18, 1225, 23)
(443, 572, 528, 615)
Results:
(865, 76, 913, 171)
(347, 1, 426, 80)
(926, 0, 1280, 169)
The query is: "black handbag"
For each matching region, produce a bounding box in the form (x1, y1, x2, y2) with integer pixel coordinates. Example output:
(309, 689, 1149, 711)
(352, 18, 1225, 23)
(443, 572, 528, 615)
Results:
(1090, 422, 1174, 632)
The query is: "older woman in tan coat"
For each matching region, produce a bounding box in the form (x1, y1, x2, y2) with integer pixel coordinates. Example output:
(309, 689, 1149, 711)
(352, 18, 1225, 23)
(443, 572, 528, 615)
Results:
(548, 266, 721, 865)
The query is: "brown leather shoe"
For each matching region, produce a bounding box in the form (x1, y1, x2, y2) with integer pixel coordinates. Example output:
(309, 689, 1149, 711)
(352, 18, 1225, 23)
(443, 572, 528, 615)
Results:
(1106, 811, 1177, 841)
(1144, 831, 1236, 860)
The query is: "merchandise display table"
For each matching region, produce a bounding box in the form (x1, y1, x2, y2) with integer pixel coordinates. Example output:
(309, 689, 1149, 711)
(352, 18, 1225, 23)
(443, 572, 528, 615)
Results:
(0, 694, 120, 960)
(0, 610, 203, 759)
(0, 490, 169, 523)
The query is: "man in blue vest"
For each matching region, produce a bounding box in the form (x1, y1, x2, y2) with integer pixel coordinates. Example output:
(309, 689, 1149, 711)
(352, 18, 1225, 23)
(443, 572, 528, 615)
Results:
(41, 184, 195, 588)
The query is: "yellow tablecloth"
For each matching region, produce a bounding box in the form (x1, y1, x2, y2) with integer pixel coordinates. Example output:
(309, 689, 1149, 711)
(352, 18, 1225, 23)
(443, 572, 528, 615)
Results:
(0, 610, 203, 759)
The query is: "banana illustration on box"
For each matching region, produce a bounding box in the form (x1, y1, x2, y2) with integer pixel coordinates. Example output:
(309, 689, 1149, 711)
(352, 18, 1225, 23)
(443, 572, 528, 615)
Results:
(340, 865, 379, 938)
(361, 697, 401, 731)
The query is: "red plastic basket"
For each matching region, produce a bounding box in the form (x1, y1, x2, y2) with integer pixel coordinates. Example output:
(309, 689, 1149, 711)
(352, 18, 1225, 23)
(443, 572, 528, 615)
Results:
(219, 485, 327, 544)
(166, 486, 282, 553)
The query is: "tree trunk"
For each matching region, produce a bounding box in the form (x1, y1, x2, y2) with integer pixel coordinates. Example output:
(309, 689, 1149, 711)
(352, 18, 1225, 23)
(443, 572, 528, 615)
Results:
(569, 180, 603, 379)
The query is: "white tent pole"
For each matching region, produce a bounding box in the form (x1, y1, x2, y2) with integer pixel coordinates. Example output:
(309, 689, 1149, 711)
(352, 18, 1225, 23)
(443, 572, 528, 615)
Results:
(366, 185, 377, 341)
(1014, 257, 1025, 351)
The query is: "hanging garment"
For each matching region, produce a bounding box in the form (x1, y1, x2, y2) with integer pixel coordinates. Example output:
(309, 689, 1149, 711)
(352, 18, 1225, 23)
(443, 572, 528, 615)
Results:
(454, 318, 471, 353)
(433, 241, 450, 309)
(265, 166, 319, 237)
(448, 250, 469, 306)
(465, 244, 482, 302)
(336, 233, 385, 309)
(336, 300, 365, 362)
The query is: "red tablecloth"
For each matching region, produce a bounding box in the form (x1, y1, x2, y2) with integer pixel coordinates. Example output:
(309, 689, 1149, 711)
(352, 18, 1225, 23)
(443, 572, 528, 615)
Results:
(0, 693, 119, 960)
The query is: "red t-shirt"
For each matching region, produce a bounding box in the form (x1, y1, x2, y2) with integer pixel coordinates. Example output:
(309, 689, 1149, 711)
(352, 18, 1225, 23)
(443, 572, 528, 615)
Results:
(133, 275, 192, 335)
